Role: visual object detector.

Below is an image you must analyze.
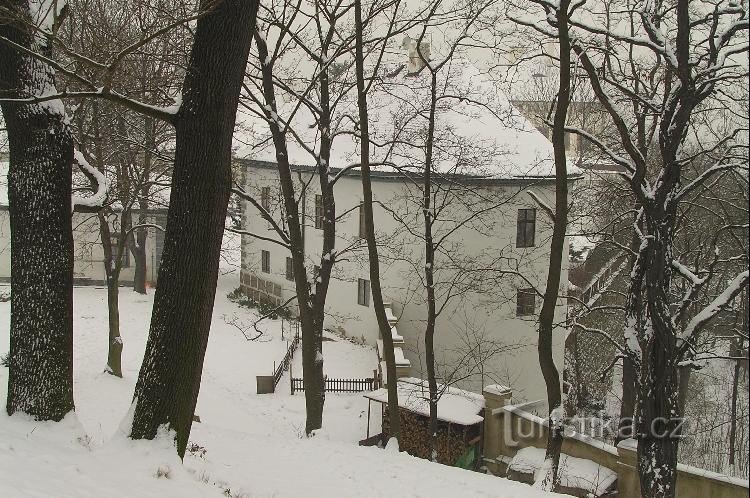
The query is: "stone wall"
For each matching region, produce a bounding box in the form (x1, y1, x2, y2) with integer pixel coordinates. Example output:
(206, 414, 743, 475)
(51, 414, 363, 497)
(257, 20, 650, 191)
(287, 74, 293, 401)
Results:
(240, 270, 283, 307)
(482, 387, 749, 498)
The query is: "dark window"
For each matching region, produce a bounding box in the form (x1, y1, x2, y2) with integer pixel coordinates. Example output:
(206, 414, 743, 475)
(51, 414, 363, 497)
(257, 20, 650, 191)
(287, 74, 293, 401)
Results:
(516, 208, 536, 248)
(261, 186, 271, 211)
(315, 194, 323, 229)
(359, 202, 367, 239)
(261, 250, 270, 273)
(285, 257, 294, 281)
(357, 278, 370, 307)
(516, 288, 535, 316)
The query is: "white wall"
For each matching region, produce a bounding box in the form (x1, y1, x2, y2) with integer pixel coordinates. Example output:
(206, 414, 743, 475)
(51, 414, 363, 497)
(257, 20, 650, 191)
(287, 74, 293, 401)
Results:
(241, 162, 569, 403)
(0, 208, 165, 286)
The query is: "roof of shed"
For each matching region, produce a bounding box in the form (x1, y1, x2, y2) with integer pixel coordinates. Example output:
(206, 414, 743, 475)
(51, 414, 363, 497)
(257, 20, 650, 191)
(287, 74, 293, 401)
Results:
(364, 377, 485, 426)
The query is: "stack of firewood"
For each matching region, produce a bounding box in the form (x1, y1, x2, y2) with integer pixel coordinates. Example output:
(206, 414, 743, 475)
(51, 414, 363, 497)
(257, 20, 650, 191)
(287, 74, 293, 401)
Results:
(382, 408, 468, 465)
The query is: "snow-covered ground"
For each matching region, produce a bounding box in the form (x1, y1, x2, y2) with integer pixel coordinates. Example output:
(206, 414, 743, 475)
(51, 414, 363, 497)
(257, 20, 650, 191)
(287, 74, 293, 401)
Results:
(0, 244, 565, 497)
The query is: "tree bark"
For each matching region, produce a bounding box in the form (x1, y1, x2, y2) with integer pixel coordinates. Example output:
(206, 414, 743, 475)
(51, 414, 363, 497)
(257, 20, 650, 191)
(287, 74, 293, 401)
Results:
(0, 0, 75, 421)
(534, 1, 571, 490)
(129, 0, 260, 458)
(353, 0, 401, 445)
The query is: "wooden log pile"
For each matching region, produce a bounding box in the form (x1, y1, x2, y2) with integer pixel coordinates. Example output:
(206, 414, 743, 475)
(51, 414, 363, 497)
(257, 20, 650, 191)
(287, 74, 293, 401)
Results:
(382, 406, 471, 466)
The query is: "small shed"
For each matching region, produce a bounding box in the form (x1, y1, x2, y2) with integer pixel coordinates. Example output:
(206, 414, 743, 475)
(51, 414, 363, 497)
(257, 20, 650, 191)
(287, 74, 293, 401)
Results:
(362, 377, 484, 469)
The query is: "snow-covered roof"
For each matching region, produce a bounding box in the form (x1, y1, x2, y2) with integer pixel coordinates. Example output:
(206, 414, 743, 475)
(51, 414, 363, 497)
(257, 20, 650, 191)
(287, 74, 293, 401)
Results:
(364, 377, 485, 426)
(235, 58, 581, 181)
(508, 447, 617, 495)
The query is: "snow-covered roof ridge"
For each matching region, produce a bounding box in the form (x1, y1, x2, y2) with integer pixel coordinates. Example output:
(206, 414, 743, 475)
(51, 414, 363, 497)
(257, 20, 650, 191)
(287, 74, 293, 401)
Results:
(234, 57, 581, 181)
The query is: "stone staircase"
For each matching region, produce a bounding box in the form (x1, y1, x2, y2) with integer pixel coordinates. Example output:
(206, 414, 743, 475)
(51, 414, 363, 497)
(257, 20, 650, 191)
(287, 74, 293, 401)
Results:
(376, 303, 411, 384)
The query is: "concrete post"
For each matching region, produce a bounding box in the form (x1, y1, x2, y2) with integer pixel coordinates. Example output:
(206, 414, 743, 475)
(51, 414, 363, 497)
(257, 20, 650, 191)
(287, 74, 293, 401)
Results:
(482, 385, 513, 474)
(616, 438, 639, 498)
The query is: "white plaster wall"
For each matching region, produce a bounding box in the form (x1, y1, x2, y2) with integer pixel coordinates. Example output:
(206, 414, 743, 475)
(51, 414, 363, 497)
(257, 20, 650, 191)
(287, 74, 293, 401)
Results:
(241, 163, 569, 403)
(0, 209, 163, 286)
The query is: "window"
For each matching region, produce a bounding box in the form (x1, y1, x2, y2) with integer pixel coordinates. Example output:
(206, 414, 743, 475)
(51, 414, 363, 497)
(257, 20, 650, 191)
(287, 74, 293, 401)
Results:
(564, 131, 572, 151)
(314, 194, 324, 229)
(285, 257, 294, 281)
(516, 288, 535, 316)
(261, 186, 271, 211)
(516, 208, 536, 248)
(261, 250, 270, 273)
(359, 202, 367, 239)
(357, 278, 370, 307)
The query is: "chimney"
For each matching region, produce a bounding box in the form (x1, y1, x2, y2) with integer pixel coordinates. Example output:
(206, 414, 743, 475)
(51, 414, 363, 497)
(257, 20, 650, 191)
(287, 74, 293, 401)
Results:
(401, 35, 430, 74)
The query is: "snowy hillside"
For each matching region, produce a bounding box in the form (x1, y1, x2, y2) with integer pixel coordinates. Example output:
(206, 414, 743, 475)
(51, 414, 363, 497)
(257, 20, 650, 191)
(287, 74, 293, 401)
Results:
(0, 263, 566, 498)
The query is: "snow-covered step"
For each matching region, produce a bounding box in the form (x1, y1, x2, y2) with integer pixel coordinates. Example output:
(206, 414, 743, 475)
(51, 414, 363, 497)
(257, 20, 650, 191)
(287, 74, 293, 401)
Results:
(376, 340, 411, 367)
(384, 306, 398, 324)
(390, 325, 404, 343)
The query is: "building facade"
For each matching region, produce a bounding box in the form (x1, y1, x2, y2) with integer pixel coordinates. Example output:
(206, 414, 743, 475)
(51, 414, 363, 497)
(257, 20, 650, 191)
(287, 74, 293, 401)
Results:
(238, 159, 573, 403)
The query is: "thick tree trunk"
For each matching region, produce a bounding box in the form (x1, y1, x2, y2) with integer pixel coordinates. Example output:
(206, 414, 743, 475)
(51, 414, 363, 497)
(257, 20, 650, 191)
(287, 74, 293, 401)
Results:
(129, 0, 259, 458)
(353, 0, 401, 445)
(132, 237, 148, 292)
(0, 0, 75, 421)
(636, 221, 680, 498)
(535, 1, 571, 490)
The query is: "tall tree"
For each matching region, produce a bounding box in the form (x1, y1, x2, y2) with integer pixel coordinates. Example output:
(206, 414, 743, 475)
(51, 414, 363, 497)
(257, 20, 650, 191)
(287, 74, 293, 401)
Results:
(529, 0, 571, 490)
(129, 0, 260, 458)
(353, 0, 401, 445)
(0, 0, 75, 420)
(513, 1, 749, 495)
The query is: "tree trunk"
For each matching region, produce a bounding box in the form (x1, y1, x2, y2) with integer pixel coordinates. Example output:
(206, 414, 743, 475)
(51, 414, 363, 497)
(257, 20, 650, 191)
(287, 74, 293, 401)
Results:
(251, 30, 327, 435)
(132, 116, 154, 294)
(421, 66, 440, 461)
(0, 0, 75, 421)
(353, 0, 401, 445)
(97, 212, 124, 377)
(534, 1, 571, 490)
(132, 234, 148, 292)
(129, 0, 259, 458)
(636, 221, 680, 498)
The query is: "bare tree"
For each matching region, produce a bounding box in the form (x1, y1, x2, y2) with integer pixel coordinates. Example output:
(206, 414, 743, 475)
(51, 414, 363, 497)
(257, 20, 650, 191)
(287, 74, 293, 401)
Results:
(353, 0, 402, 445)
(512, 1, 749, 495)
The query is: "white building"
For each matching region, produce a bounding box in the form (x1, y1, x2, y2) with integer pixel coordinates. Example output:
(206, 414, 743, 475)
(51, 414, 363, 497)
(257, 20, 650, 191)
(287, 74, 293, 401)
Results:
(236, 56, 577, 403)
(0, 159, 166, 286)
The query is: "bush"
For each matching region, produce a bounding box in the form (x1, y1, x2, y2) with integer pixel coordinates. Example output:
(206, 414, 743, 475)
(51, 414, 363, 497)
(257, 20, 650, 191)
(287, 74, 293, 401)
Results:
(227, 287, 292, 320)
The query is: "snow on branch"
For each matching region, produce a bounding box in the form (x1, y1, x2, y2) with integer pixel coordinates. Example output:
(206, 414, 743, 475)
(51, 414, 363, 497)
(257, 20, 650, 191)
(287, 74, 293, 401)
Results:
(678, 270, 750, 346)
(72, 150, 108, 211)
